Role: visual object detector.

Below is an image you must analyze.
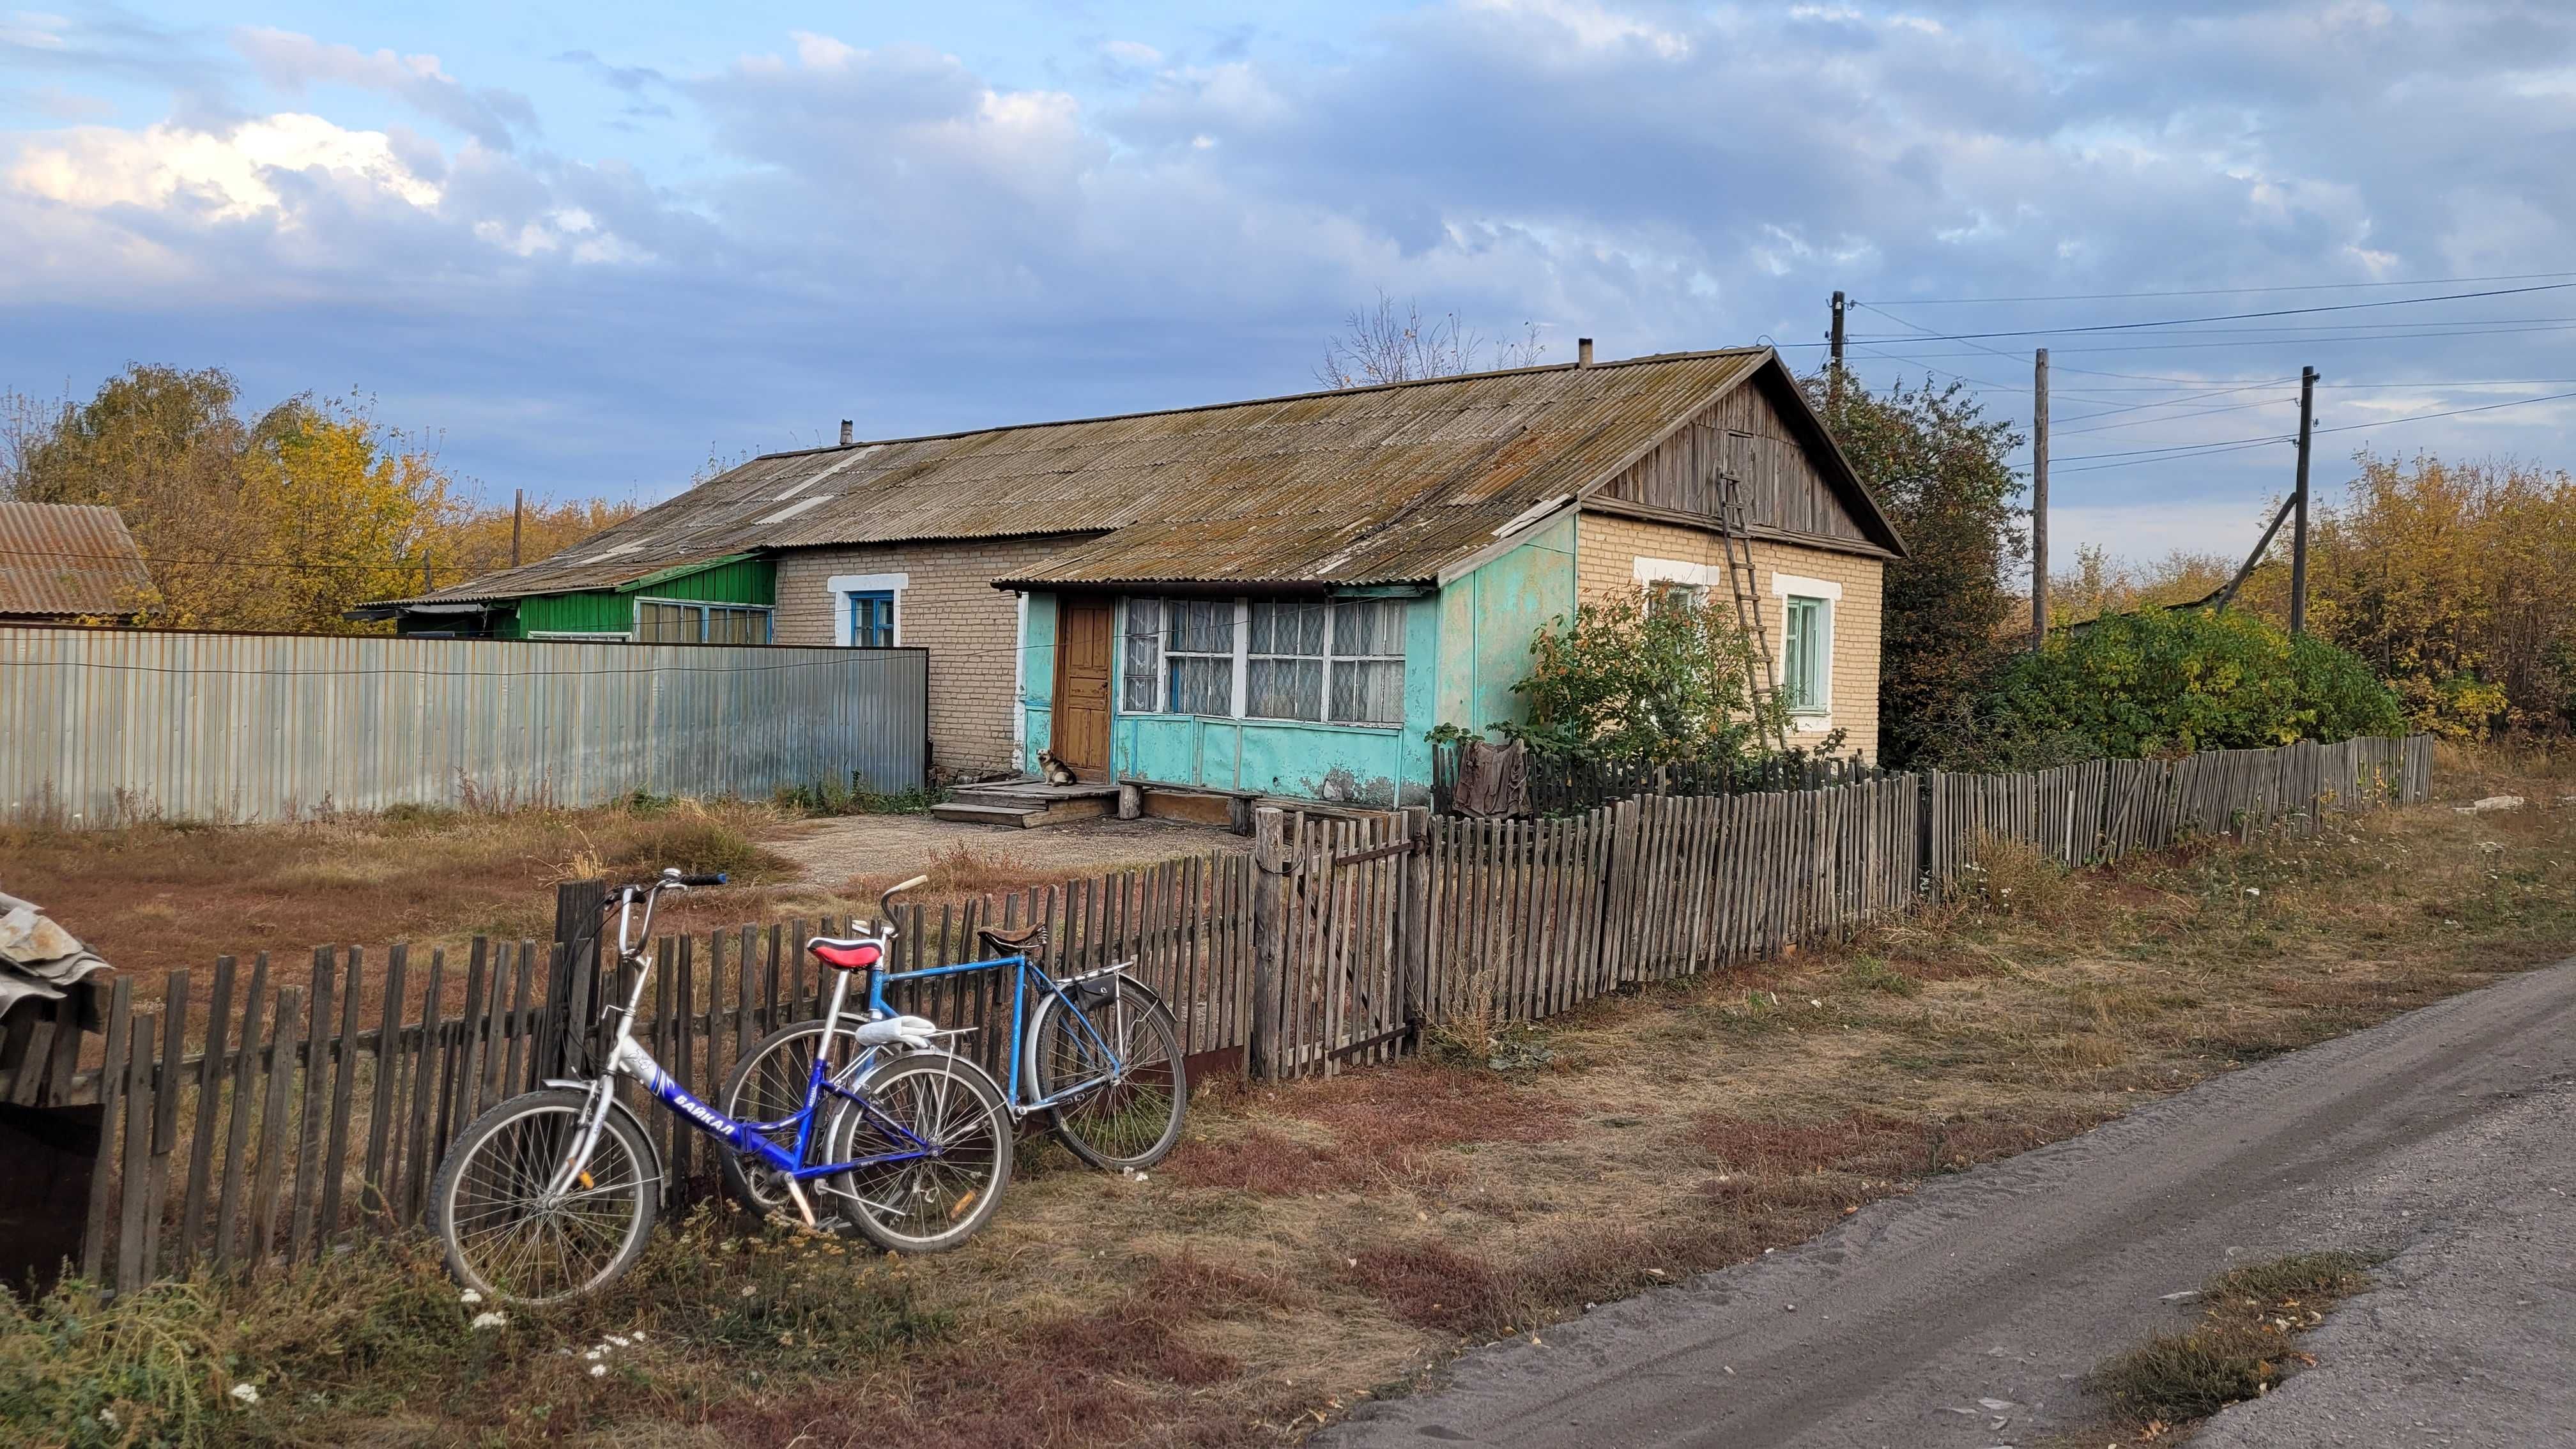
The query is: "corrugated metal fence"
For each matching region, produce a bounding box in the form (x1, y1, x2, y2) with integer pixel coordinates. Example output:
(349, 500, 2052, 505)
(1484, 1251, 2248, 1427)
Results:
(0, 626, 926, 824)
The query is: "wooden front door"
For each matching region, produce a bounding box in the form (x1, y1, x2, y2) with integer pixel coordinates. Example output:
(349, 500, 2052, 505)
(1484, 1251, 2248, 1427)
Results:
(1049, 597, 1114, 780)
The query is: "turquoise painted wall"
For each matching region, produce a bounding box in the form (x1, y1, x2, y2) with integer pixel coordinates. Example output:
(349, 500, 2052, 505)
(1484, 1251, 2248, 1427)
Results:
(1434, 510, 1578, 737)
(1016, 517, 1574, 805)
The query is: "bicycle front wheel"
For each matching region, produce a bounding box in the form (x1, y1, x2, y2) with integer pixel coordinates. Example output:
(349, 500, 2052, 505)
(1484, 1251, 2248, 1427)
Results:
(823, 1053, 1012, 1253)
(431, 1088, 657, 1305)
(1029, 981, 1186, 1171)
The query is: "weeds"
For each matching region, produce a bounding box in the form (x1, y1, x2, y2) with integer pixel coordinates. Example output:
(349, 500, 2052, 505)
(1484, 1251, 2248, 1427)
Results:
(774, 774, 943, 817)
(2087, 1252, 2374, 1432)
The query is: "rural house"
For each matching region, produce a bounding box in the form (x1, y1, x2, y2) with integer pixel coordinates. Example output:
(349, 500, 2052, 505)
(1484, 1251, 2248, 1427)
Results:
(0, 503, 153, 624)
(371, 348, 1903, 806)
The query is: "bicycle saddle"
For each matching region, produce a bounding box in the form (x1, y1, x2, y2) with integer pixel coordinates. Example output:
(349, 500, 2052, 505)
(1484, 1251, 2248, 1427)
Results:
(976, 922, 1048, 958)
(807, 936, 882, 971)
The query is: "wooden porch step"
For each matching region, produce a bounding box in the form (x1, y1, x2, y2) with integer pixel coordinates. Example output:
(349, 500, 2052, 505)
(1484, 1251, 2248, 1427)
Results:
(932, 780, 1117, 829)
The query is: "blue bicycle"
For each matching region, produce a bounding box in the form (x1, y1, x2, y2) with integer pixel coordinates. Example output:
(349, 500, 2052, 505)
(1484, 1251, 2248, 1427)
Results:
(430, 871, 1013, 1304)
(715, 880, 1186, 1223)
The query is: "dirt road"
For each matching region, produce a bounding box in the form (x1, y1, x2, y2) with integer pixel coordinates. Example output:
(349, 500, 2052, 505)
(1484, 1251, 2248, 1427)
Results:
(1324, 956, 2576, 1448)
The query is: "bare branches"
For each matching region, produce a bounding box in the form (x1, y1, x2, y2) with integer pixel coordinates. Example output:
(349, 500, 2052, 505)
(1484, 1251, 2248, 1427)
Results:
(1314, 292, 1549, 388)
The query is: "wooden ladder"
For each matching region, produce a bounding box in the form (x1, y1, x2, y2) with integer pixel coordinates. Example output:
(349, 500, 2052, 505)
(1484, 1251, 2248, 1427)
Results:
(1714, 470, 1791, 753)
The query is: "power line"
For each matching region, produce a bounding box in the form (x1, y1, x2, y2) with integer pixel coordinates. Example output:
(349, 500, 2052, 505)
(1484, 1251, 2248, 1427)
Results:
(2048, 387, 2576, 474)
(1848, 282, 2576, 343)
(1865, 270, 2576, 306)
(2053, 395, 2299, 438)
(1837, 321, 2576, 358)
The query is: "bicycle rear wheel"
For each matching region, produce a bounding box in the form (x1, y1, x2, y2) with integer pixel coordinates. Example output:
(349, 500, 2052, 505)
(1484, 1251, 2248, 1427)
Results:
(431, 1088, 657, 1304)
(823, 1053, 1012, 1253)
(717, 1019, 875, 1229)
(1029, 980, 1186, 1171)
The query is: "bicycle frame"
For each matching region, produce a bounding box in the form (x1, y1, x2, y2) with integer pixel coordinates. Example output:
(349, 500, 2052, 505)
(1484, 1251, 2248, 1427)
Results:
(875, 954, 1131, 1116)
(542, 881, 939, 1208)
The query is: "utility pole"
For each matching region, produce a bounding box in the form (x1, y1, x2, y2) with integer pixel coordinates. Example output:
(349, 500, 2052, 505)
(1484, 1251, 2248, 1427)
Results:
(2030, 347, 2050, 647)
(2290, 365, 2316, 635)
(510, 488, 524, 569)
(421, 548, 432, 594)
(1828, 291, 1847, 404)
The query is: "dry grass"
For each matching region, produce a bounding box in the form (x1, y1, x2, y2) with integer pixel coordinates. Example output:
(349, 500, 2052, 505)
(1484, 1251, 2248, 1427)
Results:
(14, 740, 2575, 1448)
(0, 797, 811, 989)
(841, 842, 1103, 909)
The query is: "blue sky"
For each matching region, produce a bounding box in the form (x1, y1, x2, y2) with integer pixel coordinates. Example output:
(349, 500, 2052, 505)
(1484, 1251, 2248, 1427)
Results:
(4, 1, 2572, 569)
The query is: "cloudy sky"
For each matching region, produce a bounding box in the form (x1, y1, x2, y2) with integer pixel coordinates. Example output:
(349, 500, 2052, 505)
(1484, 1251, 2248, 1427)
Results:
(3, 1, 2571, 567)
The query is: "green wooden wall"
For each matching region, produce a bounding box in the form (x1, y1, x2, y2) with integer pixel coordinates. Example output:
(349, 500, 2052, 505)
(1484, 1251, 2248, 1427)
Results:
(401, 557, 778, 639)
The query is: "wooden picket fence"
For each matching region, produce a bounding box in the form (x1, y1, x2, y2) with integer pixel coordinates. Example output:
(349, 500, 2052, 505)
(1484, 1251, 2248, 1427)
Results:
(65, 855, 1253, 1292)
(1255, 735, 2434, 1078)
(48, 735, 2435, 1289)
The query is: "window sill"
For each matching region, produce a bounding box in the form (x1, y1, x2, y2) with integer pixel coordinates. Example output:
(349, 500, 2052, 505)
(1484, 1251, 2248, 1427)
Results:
(1788, 713, 1834, 733)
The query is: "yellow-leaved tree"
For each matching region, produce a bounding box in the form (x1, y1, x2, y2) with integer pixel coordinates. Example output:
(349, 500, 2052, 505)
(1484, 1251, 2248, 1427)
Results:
(3, 364, 640, 634)
(2304, 452, 2576, 737)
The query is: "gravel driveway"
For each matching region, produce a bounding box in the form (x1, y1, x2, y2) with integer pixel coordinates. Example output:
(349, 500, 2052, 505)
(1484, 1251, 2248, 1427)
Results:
(767, 812, 1246, 888)
(1323, 955, 2576, 1449)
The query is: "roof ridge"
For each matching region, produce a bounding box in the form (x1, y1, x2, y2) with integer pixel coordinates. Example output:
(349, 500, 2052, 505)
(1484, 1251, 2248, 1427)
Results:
(753, 347, 1773, 462)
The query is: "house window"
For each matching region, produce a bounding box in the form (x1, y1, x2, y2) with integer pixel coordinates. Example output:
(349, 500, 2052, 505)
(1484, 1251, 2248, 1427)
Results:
(636, 599, 773, 644)
(1121, 599, 1163, 712)
(1781, 596, 1829, 714)
(847, 592, 895, 648)
(1163, 599, 1236, 716)
(1327, 599, 1406, 725)
(1246, 600, 1326, 721)
(829, 572, 908, 648)
(1115, 595, 1409, 728)
(1646, 581, 1702, 618)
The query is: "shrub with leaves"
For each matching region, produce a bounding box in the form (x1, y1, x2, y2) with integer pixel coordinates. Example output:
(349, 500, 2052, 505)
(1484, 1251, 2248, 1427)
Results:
(1951, 606, 2402, 767)
(1503, 592, 1787, 763)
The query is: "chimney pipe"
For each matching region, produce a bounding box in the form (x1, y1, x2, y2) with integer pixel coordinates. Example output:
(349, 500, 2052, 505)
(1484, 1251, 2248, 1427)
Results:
(1577, 337, 1594, 367)
(839, 419, 854, 446)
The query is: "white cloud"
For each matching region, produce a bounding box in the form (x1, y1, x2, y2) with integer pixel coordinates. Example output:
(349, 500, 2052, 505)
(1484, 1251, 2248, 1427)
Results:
(232, 27, 535, 149)
(1461, 0, 1690, 59)
(10, 113, 441, 217)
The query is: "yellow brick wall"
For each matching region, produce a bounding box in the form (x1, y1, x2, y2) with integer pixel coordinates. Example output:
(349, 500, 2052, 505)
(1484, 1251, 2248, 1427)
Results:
(774, 537, 1078, 778)
(1574, 511, 1887, 762)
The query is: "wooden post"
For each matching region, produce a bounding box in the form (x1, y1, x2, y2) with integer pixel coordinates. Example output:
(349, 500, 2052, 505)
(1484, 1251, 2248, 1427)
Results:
(2031, 347, 2049, 647)
(548, 879, 607, 1080)
(510, 489, 524, 569)
(1250, 806, 1287, 1082)
(2290, 364, 2316, 635)
(1396, 805, 1431, 1045)
(1828, 291, 1846, 404)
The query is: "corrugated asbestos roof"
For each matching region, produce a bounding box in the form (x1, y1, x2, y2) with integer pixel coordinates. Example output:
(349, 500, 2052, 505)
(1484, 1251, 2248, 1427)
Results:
(0, 503, 153, 617)
(390, 349, 1788, 603)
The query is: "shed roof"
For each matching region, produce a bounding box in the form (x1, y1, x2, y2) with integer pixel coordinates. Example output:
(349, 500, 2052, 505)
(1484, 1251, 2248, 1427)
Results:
(387, 348, 1894, 604)
(0, 503, 153, 617)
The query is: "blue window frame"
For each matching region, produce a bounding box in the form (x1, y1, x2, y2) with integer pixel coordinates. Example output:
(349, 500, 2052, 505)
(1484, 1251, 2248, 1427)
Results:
(847, 591, 895, 648)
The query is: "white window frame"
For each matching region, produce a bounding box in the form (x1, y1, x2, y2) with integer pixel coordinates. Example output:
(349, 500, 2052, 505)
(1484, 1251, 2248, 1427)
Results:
(829, 572, 909, 647)
(633, 596, 775, 645)
(1245, 599, 1328, 724)
(1117, 597, 1164, 714)
(1771, 571, 1841, 730)
(1154, 598, 1241, 719)
(1114, 594, 1406, 731)
(1324, 597, 1408, 726)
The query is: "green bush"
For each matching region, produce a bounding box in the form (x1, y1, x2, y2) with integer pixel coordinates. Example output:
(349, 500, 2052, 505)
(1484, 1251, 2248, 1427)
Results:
(1953, 608, 2402, 767)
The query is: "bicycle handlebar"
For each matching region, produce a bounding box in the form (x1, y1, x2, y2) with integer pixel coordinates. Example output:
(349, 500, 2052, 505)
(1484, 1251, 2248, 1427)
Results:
(880, 873, 930, 922)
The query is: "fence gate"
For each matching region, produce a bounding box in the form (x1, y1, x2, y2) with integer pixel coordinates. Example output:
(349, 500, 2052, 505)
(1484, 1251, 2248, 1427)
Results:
(1254, 811, 1421, 1078)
